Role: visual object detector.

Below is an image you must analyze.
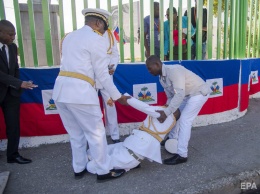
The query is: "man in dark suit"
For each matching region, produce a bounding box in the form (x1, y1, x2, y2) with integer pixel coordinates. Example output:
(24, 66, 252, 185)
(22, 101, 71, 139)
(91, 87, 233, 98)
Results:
(0, 20, 37, 164)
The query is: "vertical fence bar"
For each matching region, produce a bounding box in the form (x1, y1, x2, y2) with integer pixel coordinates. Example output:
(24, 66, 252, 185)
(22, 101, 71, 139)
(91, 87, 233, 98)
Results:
(216, 0, 222, 59)
(178, 0, 182, 60)
(247, 0, 253, 58)
(240, 0, 247, 58)
(0, 0, 6, 20)
(42, 0, 54, 66)
(159, 0, 164, 61)
(107, 0, 112, 27)
(71, 0, 77, 30)
(96, 0, 100, 8)
(234, 0, 240, 58)
(118, 0, 124, 62)
(187, 0, 191, 60)
(13, 0, 25, 67)
(207, 0, 213, 59)
(169, 0, 173, 60)
(129, 0, 135, 62)
(139, 0, 145, 61)
(196, 0, 203, 60)
(83, 0, 88, 8)
(257, 0, 260, 58)
(223, 0, 229, 59)
(58, 0, 65, 38)
(149, 0, 155, 56)
(252, 0, 258, 58)
(28, 0, 38, 67)
(229, 0, 235, 59)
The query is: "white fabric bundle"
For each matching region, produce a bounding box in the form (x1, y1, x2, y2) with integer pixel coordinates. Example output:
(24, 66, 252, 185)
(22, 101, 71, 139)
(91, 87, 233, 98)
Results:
(124, 93, 160, 118)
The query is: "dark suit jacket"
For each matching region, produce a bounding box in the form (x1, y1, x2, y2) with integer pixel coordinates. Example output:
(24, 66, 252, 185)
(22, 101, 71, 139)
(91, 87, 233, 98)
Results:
(0, 43, 23, 103)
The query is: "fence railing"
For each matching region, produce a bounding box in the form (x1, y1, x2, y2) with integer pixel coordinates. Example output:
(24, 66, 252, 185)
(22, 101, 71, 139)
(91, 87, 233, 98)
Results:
(0, 0, 259, 67)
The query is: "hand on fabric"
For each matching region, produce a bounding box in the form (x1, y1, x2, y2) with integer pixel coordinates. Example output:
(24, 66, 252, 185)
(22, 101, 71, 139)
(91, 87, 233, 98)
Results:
(21, 81, 38, 90)
(108, 64, 115, 75)
(107, 98, 114, 107)
(156, 110, 167, 123)
(117, 95, 131, 105)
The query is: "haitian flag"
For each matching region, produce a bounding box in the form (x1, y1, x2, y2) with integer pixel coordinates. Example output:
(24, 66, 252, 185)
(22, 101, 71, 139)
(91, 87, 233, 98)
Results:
(113, 26, 125, 44)
(240, 59, 251, 111)
(249, 58, 260, 96)
(0, 68, 66, 139)
(181, 60, 240, 115)
(0, 60, 241, 139)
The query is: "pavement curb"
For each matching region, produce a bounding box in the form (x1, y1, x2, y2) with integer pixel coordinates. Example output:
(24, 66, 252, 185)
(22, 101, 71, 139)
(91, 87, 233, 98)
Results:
(177, 169, 260, 194)
(0, 171, 10, 194)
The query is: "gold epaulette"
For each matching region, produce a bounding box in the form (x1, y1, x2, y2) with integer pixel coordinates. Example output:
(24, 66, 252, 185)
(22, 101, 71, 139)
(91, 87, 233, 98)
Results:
(139, 116, 176, 142)
(93, 30, 103, 36)
(59, 71, 95, 87)
(107, 28, 115, 54)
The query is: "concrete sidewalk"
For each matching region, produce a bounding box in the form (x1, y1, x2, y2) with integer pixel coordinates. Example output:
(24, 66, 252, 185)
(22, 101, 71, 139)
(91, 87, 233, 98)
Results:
(0, 99, 260, 194)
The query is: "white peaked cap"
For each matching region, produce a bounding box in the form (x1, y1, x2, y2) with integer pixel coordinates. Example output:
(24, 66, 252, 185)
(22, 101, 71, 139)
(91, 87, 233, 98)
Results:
(82, 8, 111, 19)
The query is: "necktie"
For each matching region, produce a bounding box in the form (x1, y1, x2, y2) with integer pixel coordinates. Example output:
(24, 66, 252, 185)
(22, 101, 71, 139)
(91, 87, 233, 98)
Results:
(1, 45, 8, 66)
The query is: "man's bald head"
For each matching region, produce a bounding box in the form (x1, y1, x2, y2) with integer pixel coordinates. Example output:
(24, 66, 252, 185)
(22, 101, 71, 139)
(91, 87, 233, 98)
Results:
(145, 55, 162, 76)
(0, 20, 16, 45)
(0, 20, 14, 31)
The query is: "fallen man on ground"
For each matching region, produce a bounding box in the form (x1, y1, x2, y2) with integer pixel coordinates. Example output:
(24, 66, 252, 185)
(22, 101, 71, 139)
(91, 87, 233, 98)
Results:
(87, 94, 180, 173)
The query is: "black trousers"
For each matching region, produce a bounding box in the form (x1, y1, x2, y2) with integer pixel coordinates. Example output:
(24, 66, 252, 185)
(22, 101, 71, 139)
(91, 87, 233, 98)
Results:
(0, 90, 20, 159)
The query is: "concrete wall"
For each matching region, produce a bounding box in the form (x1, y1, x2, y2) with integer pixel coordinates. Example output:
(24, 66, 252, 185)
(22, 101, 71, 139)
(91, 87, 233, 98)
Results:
(19, 3, 60, 67)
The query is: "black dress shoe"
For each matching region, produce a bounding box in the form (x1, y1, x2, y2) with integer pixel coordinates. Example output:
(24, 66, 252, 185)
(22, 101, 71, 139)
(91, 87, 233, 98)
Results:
(97, 169, 125, 183)
(112, 139, 121, 144)
(163, 154, 187, 165)
(74, 169, 88, 179)
(160, 137, 169, 146)
(7, 156, 32, 164)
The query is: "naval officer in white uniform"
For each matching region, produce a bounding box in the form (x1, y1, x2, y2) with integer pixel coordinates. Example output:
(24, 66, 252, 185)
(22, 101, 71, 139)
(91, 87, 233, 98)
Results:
(87, 96, 181, 172)
(146, 55, 210, 165)
(52, 8, 130, 182)
(96, 29, 121, 143)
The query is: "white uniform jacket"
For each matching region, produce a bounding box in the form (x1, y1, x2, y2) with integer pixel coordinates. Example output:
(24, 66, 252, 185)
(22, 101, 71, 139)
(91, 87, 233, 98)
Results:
(123, 107, 175, 164)
(53, 25, 121, 104)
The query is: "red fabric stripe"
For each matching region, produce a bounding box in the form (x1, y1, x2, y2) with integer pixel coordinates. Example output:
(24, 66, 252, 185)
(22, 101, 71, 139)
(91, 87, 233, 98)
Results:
(0, 85, 239, 139)
(240, 84, 249, 112)
(199, 84, 239, 115)
(249, 76, 260, 95)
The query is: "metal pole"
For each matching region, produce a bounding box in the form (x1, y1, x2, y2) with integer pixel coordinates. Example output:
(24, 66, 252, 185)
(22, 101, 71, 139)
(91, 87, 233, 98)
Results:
(129, 0, 135, 62)
(223, 0, 229, 59)
(139, 0, 145, 61)
(28, 0, 39, 67)
(13, 0, 25, 67)
(118, 0, 124, 62)
(207, 0, 213, 59)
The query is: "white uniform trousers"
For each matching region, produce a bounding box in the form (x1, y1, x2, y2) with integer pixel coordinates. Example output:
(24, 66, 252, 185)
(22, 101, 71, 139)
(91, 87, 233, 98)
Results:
(100, 89, 120, 140)
(87, 142, 141, 173)
(168, 94, 209, 157)
(55, 102, 112, 175)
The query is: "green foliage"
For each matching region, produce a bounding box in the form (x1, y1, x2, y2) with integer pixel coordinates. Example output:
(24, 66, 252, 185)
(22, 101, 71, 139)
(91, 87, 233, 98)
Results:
(203, 0, 225, 16)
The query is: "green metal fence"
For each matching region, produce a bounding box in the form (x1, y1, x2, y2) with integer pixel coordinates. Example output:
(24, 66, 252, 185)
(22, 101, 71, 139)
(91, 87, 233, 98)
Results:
(0, 0, 259, 67)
